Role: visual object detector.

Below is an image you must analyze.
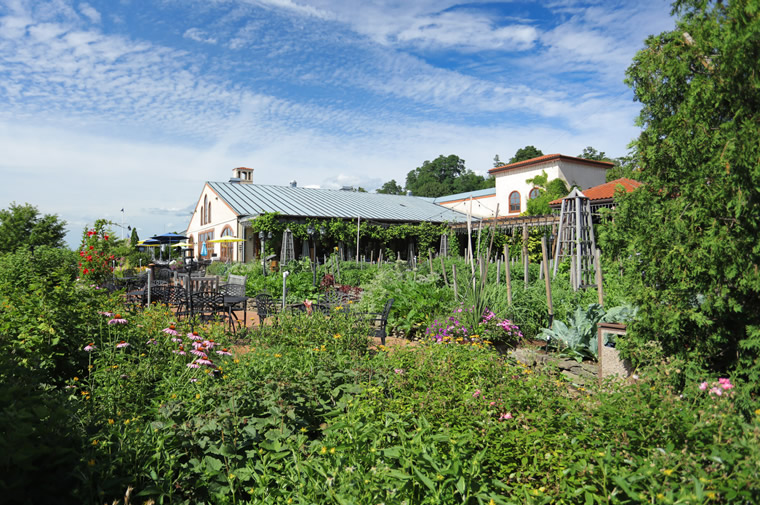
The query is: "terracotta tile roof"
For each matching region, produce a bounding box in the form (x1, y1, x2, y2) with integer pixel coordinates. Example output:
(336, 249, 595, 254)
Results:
(489, 153, 615, 174)
(549, 178, 642, 206)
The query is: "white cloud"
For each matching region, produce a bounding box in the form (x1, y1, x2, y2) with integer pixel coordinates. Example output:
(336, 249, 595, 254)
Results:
(78, 2, 100, 23)
(183, 27, 217, 44)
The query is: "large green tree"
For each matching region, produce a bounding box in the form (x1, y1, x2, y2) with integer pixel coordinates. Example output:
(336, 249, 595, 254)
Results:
(376, 179, 404, 195)
(524, 171, 569, 215)
(0, 202, 67, 252)
(509, 145, 544, 164)
(604, 0, 760, 376)
(404, 155, 490, 197)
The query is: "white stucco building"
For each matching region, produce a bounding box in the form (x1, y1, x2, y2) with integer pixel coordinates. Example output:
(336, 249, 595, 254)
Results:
(435, 154, 613, 217)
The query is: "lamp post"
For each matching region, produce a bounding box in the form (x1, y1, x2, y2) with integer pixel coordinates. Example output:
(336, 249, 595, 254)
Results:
(259, 231, 267, 276)
(307, 224, 316, 286)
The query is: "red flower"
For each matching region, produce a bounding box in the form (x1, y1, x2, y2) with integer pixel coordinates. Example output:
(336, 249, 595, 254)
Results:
(79, 251, 85, 257)
(83, 268, 89, 274)
(104, 235, 109, 240)
(86, 255, 92, 261)
(89, 245, 94, 250)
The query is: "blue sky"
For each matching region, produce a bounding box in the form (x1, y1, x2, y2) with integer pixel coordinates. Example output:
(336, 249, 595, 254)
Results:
(0, 0, 674, 246)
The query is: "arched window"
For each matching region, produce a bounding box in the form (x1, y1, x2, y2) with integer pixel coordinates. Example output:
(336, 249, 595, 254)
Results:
(220, 226, 233, 261)
(509, 191, 521, 213)
(202, 196, 207, 225)
(529, 188, 541, 200)
(207, 198, 212, 224)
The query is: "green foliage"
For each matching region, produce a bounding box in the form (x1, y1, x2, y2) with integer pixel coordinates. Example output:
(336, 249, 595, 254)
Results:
(577, 146, 612, 162)
(78, 220, 119, 285)
(604, 0, 760, 389)
(524, 171, 569, 215)
(376, 179, 404, 195)
(509, 145, 543, 164)
(539, 303, 638, 361)
(405, 155, 491, 197)
(129, 227, 139, 247)
(606, 152, 641, 182)
(0, 202, 67, 252)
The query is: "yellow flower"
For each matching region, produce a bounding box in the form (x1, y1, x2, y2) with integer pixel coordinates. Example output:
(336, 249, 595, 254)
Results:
(196, 393, 201, 399)
(73, 377, 79, 382)
(706, 492, 716, 500)
(330, 447, 336, 454)
(87, 459, 96, 467)
(320, 446, 327, 454)
(171, 394, 177, 399)
(91, 439, 99, 446)
(662, 469, 674, 476)
(300, 427, 308, 432)
(755, 408, 760, 416)
(228, 473, 235, 480)
(334, 246, 339, 252)
(274, 353, 282, 358)
(436, 474, 444, 481)
(656, 493, 665, 500)
(140, 353, 146, 357)
(489, 500, 495, 505)
(124, 419, 130, 425)
(333, 334, 341, 339)
(108, 418, 114, 425)
(287, 499, 293, 504)
(234, 359, 240, 364)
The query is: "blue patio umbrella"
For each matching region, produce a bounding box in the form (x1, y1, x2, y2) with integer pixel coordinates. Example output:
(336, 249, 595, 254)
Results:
(200, 241, 207, 257)
(151, 232, 188, 244)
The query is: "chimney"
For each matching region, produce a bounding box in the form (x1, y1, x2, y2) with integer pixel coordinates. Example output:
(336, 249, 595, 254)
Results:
(289, 180, 297, 188)
(232, 167, 254, 184)
(406, 190, 412, 196)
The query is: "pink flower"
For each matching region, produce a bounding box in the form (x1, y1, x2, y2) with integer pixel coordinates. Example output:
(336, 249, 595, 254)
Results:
(189, 378, 198, 382)
(499, 413, 513, 421)
(162, 326, 179, 336)
(98, 311, 113, 317)
(699, 382, 708, 391)
(146, 339, 158, 345)
(489, 401, 496, 406)
(108, 314, 128, 324)
(197, 358, 214, 366)
(216, 348, 232, 356)
(116, 341, 130, 349)
(394, 368, 405, 375)
(718, 378, 734, 390)
(187, 332, 202, 340)
(173, 349, 186, 355)
(84, 343, 96, 352)
(171, 337, 183, 343)
(191, 348, 207, 357)
(472, 389, 481, 398)
(709, 387, 723, 396)
(187, 362, 200, 369)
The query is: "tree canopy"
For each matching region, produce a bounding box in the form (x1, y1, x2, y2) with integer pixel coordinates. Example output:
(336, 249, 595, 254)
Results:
(603, 0, 760, 377)
(524, 171, 569, 215)
(509, 145, 544, 164)
(0, 202, 67, 252)
(376, 179, 404, 195)
(404, 155, 492, 198)
(577, 146, 612, 162)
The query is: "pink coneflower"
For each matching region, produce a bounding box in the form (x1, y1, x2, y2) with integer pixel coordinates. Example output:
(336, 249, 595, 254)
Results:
(171, 337, 183, 343)
(146, 339, 158, 345)
(204, 339, 216, 349)
(192, 341, 205, 349)
(191, 348, 207, 357)
(173, 349, 186, 355)
(108, 314, 127, 325)
(499, 412, 513, 421)
(197, 358, 213, 366)
(187, 332, 202, 340)
(216, 348, 232, 356)
(98, 311, 113, 317)
(189, 378, 198, 382)
(162, 325, 179, 336)
(84, 343, 96, 352)
(116, 341, 130, 349)
(187, 362, 200, 369)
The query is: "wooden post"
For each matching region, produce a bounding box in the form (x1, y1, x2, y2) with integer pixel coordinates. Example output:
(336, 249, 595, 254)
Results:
(356, 216, 361, 264)
(539, 260, 544, 280)
(541, 236, 554, 326)
(523, 225, 529, 289)
(467, 197, 474, 271)
(146, 268, 152, 305)
(440, 256, 449, 287)
(595, 248, 604, 307)
(428, 249, 433, 273)
(496, 258, 501, 286)
(504, 244, 512, 306)
(570, 257, 577, 292)
(452, 264, 459, 298)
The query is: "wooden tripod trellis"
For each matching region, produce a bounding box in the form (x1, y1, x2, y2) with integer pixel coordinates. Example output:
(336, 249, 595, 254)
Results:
(552, 188, 598, 290)
(280, 228, 296, 265)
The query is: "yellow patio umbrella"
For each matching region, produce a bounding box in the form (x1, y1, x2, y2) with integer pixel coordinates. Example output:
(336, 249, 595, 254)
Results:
(171, 242, 192, 248)
(207, 237, 244, 243)
(137, 240, 161, 247)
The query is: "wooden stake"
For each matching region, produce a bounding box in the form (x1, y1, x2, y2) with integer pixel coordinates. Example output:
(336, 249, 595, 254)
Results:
(452, 264, 458, 298)
(496, 258, 501, 286)
(595, 247, 604, 307)
(523, 225, 529, 289)
(356, 216, 360, 264)
(428, 249, 433, 273)
(541, 236, 554, 326)
(504, 244, 512, 306)
(440, 256, 449, 287)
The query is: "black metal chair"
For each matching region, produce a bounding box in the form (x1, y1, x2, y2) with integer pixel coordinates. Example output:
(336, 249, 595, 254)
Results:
(361, 298, 394, 345)
(254, 294, 280, 325)
(190, 292, 233, 330)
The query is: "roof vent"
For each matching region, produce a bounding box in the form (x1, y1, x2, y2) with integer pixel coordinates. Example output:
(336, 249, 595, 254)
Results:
(406, 190, 412, 196)
(229, 177, 241, 183)
(232, 167, 254, 184)
(341, 186, 353, 191)
(289, 180, 297, 188)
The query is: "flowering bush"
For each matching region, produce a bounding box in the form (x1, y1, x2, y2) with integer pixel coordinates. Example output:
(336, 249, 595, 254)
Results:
(425, 304, 522, 347)
(78, 220, 117, 286)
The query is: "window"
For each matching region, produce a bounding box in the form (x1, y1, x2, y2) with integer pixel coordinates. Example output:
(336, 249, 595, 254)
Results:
(220, 226, 233, 261)
(509, 191, 521, 212)
(201, 196, 207, 225)
(207, 200, 211, 223)
(529, 188, 541, 200)
(199, 231, 214, 258)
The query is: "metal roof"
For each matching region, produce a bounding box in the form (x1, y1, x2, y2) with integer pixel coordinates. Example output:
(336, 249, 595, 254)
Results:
(433, 187, 496, 203)
(208, 182, 472, 223)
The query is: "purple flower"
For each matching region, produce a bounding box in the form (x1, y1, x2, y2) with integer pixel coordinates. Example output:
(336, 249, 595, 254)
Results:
(699, 381, 708, 391)
(187, 362, 200, 369)
(216, 348, 232, 356)
(98, 311, 113, 317)
(84, 343, 96, 352)
(116, 341, 130, 349)
(197, 358, 214, 366)
(171, 337, 183, 343)
(173, 349, 186, 355)
(146, 339, 158, 345)
(162, 326, 179, 336)
(191, 348, 207, 357)
(499, 412, 513, 421)
(187, 332, 202, 340)
(189, 377, 198, 382)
